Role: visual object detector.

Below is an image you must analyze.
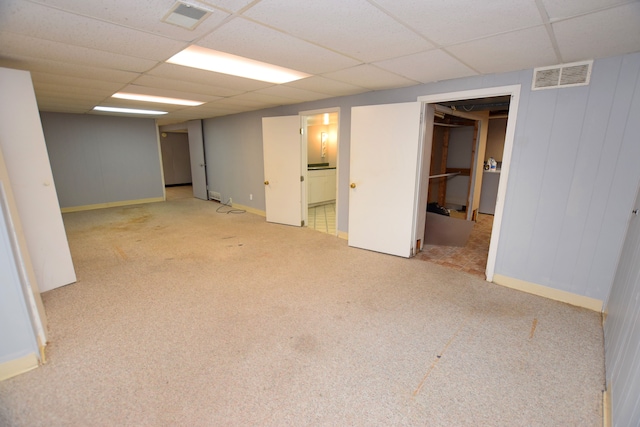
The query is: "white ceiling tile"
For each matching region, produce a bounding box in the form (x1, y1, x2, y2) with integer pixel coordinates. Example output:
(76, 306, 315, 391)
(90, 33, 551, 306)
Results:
(243, 0, 434, 62)
(0, 0, 187, 61)
(374, 49, 478, 84)
(254, 85, 333, 102)
(148, 63, 273, 92)
(284, 76, 369, 97)
(540, 0, 634, 21)
(321, 65, 419, 90)
(28, 0, 231, 42)
(29, 72, 126, 91)
(553, 3, 640, 62)
(211, 95, 279, 109)
(373, 0, 543, 46)
(199, 0, 257, 13)
(227, 91, 300, 106)
(197, 17, 361, 74)
(34, 90, 108, 104)
(131, 75, 245, 98)
(0, 55, 140, 83)
(0, 31, 158, 73)
(446, 26, 558, 74)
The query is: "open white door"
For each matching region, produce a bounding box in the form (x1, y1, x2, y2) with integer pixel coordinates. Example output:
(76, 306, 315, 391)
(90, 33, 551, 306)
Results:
(262, 116, 303, 227)
(348, 102, 422, 258)
(187, 120, 208, 200)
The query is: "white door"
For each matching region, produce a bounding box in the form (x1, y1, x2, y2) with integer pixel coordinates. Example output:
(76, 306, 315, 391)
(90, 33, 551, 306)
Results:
(262, 116, 303, 227)
(348, 102, 422, 257)
(187, 120, 208, 200)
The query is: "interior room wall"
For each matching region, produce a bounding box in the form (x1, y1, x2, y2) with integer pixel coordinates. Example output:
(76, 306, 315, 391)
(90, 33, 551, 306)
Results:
(0, 198, 40, 378)
(160, 132, 191, 186)
(201, 52, 640, 304)
(486, 117, 507, 162)
(40, 112, 164, 210)
(603, 181, 640, 427)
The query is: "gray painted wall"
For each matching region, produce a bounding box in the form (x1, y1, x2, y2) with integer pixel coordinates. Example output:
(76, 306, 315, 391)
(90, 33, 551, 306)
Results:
(0, 191, 39, 365)
(202, 52, 640, 302)
(604, 181, 640, 427)
(40, 113, 164, 209)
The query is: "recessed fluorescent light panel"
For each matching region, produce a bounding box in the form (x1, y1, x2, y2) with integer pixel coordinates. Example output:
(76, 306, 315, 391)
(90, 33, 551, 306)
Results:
(93, 106, 168, 115)
(167, 45, 311, 84)
(112, 92, 204, 106)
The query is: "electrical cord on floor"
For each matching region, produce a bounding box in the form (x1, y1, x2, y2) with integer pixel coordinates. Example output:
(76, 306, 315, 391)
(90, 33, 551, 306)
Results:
(215, 198, 246, 214)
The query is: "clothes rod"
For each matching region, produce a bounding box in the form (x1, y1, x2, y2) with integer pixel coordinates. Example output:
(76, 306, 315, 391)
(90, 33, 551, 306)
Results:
(428, 172, 460, 179)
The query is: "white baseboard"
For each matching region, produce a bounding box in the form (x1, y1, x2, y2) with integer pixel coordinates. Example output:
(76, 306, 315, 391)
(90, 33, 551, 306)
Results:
(0, 353, 39, 382)
(61, 197, 164, 213)
(492, 274, 603, 312)
(603, 385, 612, 427)
(230, 203, 265, 217)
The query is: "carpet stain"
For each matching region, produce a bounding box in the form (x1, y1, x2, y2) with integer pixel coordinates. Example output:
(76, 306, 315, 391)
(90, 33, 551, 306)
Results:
(413, 317, 471, 397)
(292, 335, 317, 353)
(529, 317, 538, 339)
(113, 245, 128, 261)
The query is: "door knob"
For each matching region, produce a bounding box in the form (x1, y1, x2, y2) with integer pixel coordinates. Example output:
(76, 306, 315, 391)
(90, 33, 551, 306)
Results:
(264, 180, 269, 185)
(350, 183, 356, 189)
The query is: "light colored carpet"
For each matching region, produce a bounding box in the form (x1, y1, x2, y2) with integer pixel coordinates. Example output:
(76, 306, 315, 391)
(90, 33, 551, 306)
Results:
(0, 191, 604, 426)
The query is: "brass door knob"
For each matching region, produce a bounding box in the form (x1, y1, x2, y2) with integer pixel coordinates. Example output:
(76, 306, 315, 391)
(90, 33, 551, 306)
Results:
(264, 180, 269, 185)
(350, 183, 356, 189)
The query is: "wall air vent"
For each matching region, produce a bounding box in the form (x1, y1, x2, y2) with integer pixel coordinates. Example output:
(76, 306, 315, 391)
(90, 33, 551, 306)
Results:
(532, 60, 593, 91)
(162, 1, 212, 30)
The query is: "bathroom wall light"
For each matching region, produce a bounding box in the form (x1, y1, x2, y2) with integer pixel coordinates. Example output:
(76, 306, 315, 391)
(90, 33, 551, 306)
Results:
(167, 45, 311, 84)
(112, 92, 204, 106)
(321, 132, 328, 158)
(93, 106, 168, 115)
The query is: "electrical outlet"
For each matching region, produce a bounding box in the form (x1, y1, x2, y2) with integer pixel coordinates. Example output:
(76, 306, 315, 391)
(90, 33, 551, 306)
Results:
(250, 194, 253, 200)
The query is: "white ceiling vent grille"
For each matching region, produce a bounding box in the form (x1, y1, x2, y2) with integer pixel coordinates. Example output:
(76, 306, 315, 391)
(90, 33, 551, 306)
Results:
(162, 2, 212, 30)
(532, 60, 593, 91)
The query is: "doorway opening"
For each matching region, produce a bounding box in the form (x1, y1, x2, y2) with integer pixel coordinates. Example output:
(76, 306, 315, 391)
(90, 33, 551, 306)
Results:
(300, 109, 340, 236)
(416, 86, 520, 281)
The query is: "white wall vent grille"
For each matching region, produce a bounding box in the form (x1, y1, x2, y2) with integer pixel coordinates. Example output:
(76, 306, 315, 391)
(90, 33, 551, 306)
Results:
(532, 60, 593, 91)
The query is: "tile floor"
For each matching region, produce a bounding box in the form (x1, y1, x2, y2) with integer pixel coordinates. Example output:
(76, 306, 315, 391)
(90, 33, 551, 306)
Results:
(418, 213, 494, 278)
(307, 203, 336, 235)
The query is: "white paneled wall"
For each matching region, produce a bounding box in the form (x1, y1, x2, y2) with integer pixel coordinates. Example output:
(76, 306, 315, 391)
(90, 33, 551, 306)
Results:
(604, 181, 640, 426)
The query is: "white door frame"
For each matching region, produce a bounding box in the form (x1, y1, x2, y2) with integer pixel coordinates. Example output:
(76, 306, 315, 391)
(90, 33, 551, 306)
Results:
(417, 85, 521, 282)
(299, 107, 341, 234)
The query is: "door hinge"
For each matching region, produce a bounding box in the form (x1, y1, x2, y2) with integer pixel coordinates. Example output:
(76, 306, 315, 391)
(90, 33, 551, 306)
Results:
(300, 175, 304, 182)
(300, 128, 304, 135)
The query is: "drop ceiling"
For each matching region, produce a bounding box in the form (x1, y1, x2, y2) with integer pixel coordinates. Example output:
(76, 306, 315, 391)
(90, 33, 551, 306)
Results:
(0, 0, 638, 126)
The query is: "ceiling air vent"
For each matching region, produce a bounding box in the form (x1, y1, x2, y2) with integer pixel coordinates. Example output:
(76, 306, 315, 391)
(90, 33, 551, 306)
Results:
(162, 1, 212, 30)
(532, 60, 593, 91)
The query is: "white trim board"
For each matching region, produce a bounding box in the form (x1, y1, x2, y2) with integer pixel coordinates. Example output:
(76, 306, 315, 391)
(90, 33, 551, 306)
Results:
(0, 353, 39, 382)
(493, 273, 603, 312)
(60, 197, 164, 213)
(418, 85, 521, 282)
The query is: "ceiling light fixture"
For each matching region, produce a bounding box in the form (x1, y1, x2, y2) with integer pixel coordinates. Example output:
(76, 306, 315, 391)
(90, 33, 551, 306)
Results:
(93, 106, 168, 115)
(112, 92, 204, 106)
(167, 45, 311, 84)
